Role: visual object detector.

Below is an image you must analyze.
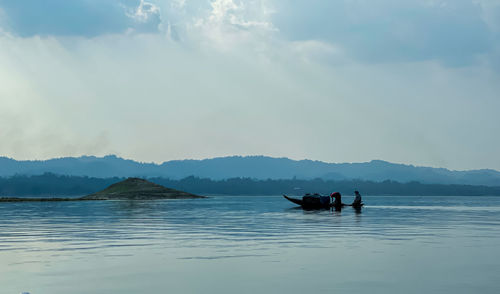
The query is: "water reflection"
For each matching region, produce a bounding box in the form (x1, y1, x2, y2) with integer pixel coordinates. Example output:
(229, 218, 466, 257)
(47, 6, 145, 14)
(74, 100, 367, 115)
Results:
(1, 196, 500, 294)
(2, 197, 500, 249)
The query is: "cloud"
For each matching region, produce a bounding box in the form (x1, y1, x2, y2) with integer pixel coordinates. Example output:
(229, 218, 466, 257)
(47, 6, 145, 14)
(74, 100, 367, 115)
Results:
(178, 0, 277, 50)
(0, 0, 161, 37)
(127, 0, 161, 23)
(0, 1, 500, 170)
(271, 0, 496, 66)
(1, 31, 500, 169)
(207, 0, 274, 29)
(477, 0, 500, 32)
(170, 0, 498, 68)
(1, 0, 498, 66)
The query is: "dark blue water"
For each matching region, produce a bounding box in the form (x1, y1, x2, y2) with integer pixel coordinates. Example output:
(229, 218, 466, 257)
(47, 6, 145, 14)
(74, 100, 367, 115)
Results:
(1, 196, 500, 294)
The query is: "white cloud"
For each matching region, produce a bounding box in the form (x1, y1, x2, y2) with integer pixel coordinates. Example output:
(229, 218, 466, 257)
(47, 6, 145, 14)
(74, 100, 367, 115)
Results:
(171, 0, 186, 9)
(289, 40, 346, 65)
(1, 31, 500, 169)
(127, 0, 161, 23)
(209, 0, 239, 22)
(476, 0, 500, 32)
(178, 0, 276, 50)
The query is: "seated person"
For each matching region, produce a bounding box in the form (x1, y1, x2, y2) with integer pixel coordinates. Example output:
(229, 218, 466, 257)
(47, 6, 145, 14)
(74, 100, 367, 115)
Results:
(352, 190, 363, 206)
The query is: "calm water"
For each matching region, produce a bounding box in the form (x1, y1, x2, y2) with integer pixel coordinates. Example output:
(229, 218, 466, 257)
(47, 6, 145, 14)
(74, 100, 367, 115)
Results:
(1, 196, 500, 294)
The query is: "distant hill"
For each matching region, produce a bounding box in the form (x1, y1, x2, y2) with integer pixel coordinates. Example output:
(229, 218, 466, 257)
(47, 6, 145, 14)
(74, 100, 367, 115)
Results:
(1, 155, 500, 186)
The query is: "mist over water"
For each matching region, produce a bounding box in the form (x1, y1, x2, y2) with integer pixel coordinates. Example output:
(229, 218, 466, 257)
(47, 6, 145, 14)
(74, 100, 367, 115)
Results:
(1, 196, 500, 294)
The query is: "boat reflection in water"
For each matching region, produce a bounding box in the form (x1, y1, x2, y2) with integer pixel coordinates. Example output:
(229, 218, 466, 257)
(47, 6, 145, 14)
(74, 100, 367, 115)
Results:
(2, 196, 500, 294)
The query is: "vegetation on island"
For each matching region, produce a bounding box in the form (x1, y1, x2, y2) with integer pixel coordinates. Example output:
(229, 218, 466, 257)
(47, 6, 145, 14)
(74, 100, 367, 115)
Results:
(82, 177, 204, 200)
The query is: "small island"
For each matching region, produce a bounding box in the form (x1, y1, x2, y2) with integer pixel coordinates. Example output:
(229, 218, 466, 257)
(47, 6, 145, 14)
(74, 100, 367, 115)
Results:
(82, 177, 205, 200)
(0, 178, 205, 202)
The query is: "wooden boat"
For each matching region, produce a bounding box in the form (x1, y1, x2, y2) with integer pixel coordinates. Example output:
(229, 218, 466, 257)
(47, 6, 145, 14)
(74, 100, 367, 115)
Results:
(283, 195, 304, 206)
(283, 195, 363, 209)
(283, 195, 333, 209)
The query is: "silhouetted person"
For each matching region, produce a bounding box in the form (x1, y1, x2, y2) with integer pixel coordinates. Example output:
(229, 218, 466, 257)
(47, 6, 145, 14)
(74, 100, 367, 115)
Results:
(352, 190, 363, 206)
(330, 192, 342, 208)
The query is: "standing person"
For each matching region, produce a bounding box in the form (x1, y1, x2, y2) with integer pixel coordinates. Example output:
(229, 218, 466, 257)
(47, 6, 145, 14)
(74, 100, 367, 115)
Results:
(352, 190, 363, 207)
(330, 192, 342, 207)
(330, 192, 336, 205)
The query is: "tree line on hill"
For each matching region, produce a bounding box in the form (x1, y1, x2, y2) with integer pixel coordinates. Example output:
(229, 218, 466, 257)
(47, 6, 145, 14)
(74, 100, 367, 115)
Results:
(2, 155, 500, 186)
(1, 173, 500, 197)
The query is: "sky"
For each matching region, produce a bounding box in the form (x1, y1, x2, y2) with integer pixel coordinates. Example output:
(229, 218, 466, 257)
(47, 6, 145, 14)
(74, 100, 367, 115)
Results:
(0, 0, 499, 171)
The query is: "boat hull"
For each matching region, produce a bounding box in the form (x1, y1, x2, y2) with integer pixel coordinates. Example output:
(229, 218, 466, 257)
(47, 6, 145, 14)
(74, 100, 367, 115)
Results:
(283, 195, 363, 210)
(283, 195, 332, 209)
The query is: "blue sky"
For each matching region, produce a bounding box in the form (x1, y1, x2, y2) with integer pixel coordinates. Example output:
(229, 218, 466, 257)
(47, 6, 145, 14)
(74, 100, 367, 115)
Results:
(0, 0, 499, 170)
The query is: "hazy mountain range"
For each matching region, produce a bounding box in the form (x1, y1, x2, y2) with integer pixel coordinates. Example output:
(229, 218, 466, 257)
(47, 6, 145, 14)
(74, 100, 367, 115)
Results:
(1, 155, 500, 187)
